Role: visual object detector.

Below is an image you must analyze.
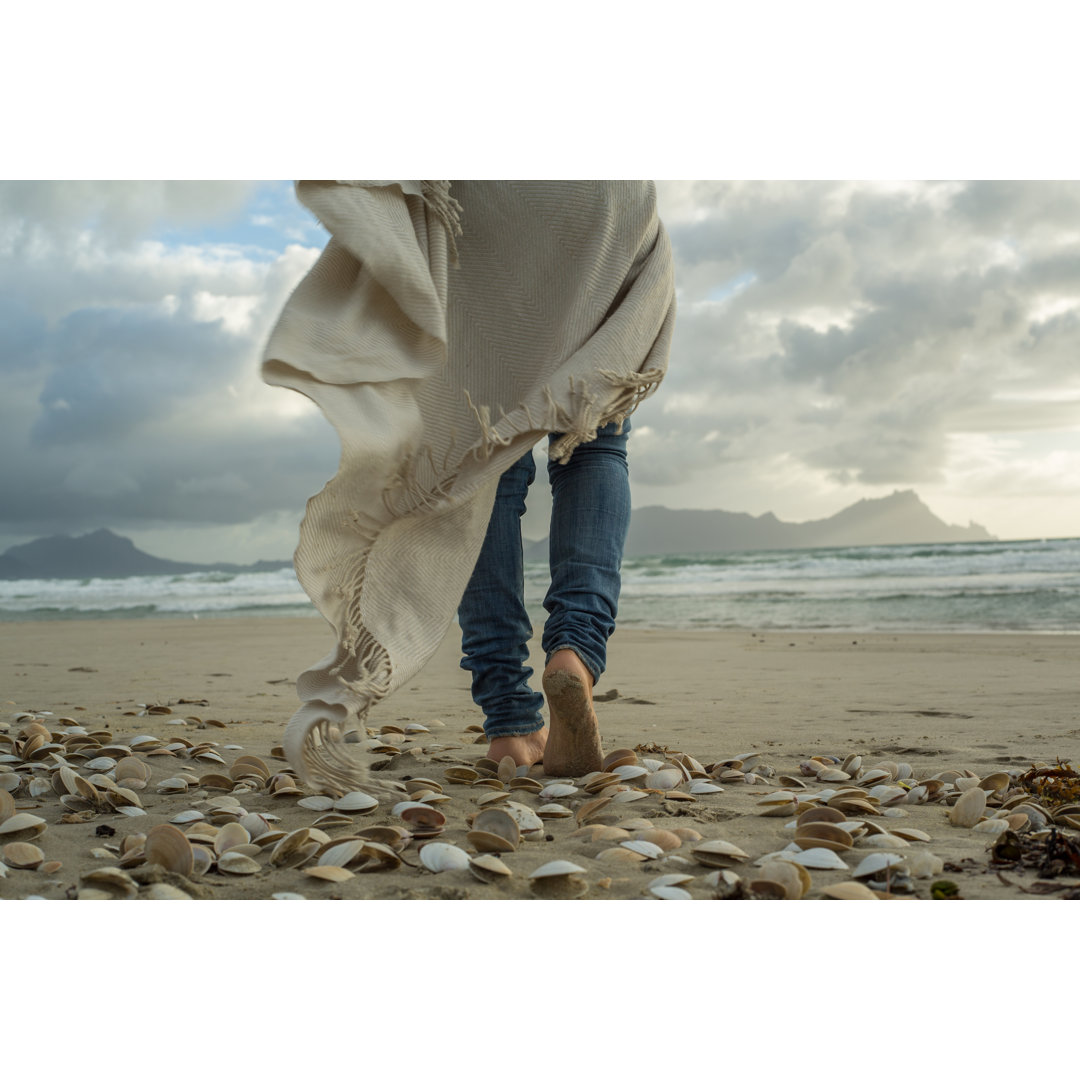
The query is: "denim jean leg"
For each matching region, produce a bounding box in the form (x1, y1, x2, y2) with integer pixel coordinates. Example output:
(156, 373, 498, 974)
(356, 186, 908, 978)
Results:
(541, 419, 631, 684)
(458, 449, 546, 740)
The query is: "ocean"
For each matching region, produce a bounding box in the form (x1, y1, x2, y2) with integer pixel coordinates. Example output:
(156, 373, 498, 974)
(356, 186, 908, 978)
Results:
(2, 537, 1078, 634)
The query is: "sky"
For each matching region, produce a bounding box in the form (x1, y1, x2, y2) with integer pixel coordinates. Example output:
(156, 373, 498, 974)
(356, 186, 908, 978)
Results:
(1, 178, 1079, 562)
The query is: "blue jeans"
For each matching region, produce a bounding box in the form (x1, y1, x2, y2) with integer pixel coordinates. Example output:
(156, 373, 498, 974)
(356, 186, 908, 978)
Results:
(457, 420, 631, 739)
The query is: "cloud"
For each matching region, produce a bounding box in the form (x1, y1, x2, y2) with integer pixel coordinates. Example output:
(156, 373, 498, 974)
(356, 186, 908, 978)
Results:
(2, 180, 1079, 555)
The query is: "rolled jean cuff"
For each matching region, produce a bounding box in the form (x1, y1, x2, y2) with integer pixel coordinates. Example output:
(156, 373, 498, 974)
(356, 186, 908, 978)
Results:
(543, 644, 602, 686)
(483, 714, 546, 740)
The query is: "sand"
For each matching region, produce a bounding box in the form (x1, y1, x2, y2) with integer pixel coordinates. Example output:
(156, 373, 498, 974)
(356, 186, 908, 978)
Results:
(2, 616, 1079, 901)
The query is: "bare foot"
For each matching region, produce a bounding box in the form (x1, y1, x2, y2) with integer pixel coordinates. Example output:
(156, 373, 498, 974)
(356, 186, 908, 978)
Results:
(542, 649, 602, 776)
(487, 729, 548, 768)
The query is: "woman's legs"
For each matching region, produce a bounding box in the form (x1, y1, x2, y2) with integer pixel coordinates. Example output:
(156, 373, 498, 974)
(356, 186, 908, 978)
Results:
(457, 420, 631, 772)
(457, 449, 547, 764)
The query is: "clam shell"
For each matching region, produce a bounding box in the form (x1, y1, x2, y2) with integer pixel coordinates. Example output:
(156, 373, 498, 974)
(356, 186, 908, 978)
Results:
(143, 883, 194, 900)
(540, 782, 578, 800)
(691, 840, 750, 867)
(469, 853, 513, 883)
(819, 881, 880, 900)
(0, 813, 47, 838)
(213, 821, 251, 855)
(756, 858, 811, 899)
(334, 791, 379, 813)
(649, 885, 693, 900)
(794, 822, 854, 852)
(630, 828, 682, 852)
(949, 786, 987, 828)
(467, 830, 517, 854)
(529, 859, 588, 898)
(0, 789, 15, 823)
(901, 849, 945, 878)
(143, 824, 194, 876)
(2, 841, 45, 869)
(646, 769, 683, 791)
(852, 852, 905, 879)
(303, 865, 355, 882)
(602, 748, 638, 771)
(297, 796, 335, 811)
(500, 801, 545, 839)
(217, 851, 262, 875)
(777, 847, 850, 870)
(620, 840, 664, 859)
(418, 842, 470, 872)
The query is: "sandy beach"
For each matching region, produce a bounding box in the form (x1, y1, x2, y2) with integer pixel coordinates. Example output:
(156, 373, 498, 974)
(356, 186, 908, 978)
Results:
(2, 616, 1078, 901)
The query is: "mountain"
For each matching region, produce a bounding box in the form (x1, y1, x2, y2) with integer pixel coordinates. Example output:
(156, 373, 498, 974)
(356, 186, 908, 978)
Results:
(0, 528, 292, 580)
(523, 490, 994, 561)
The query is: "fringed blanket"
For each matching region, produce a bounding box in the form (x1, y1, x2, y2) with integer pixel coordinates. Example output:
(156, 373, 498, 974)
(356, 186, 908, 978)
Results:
(262, 181, 676, 795)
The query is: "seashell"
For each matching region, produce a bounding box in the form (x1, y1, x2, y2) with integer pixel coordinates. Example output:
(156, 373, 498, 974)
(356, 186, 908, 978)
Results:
(794, 822, 854, 853)
(687, 780, 724, 795)
(496, 755, 518, 783)
(0, 789, 16, 823)
(631, 828, 682, 852)
(901, 849, 945, 878)
(954, 775, 981, 792)
(508, 776, 543, 793)
(755, 791, 799, 817)
(602, 747, 638, 771)
(144, 823, 195, 876)
(819, 881, 880, 900)
(271, 893, 307, 900)
(169, 809, 205, 825)
(0, 813, 47, 839)
(861, 833, 909, 849)
(315, 839, 366, 867)
(611, 789, 649, 803)
(443, 766, 480, 784)
(80, 867, 139, 897)
(973, 818, 1010, 837)
(399, 805, 447, 831)
(756, 858, 811, 899)
(540, 782, 578, 800)
(691, 840, 750, 868)
(334, 791, 379, 813)
(419, 842, 471, 873)
(297, 795, 335, 811)
(356, 825, 411, 850)
(143, 883, 194, 900)
(649, 885, 693, 900)
(868, 785, 909, 806)
(646, 769, 683, 791)
(595, 846, 646, 864)
(841, 754, 863, 775)
(620, 839, 664, 859)
(2, 841, 45, 869)
(303, 865, 355, 882)
(157, 777, 190, 794)
(476, 789, 511, 806)
(583, 772, 622, 794)
(529, 859, 588, 899)
(797, 805, 846, 826)
(469, 853, 513, 883)
(612, 764, 649, 783)
(269, 828, 318, 869)
(977, 771, 1011, 795)
(949, 786, 987, 828)
(817, 768, 851, 783)
(353, 841, 403, 872)
(890, 827, 931, 843)
(776, 847, 849, 870)
(217, 851, 262, 875)
(535, 803, 573, 819)
(404, 778, 443, 795)
(213, 821, 251, 855)
(500, 801, 545, 839)
(852, 852, 905, 879)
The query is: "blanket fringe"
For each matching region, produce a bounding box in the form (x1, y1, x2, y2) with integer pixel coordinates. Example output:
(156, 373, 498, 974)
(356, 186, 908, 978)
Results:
(421, 181, 464, 265)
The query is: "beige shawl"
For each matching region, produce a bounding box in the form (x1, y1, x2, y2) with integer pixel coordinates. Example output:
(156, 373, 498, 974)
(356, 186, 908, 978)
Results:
(262, 181, 675, 795)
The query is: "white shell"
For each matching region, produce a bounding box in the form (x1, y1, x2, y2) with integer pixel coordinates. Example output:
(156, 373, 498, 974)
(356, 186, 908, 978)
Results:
(649, 885, 693, 900)
(647, 769, 683, 790)
(334, 791, 379, 813)
(687, 780, 723, 794)
(651, 873, 695, 888)
(297, 796, 335, 811)
(529, 859, 587, 879)
(901, 849, 945, 878)
(620, 840, 664, 859)
(949, 786, 987, 827)
(778, 847, 850, 870)
(418, 842, 470, 873)
(852, 852, 905, 878)
(540, 783, 578, 800)
(612, 765, 648, 781)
